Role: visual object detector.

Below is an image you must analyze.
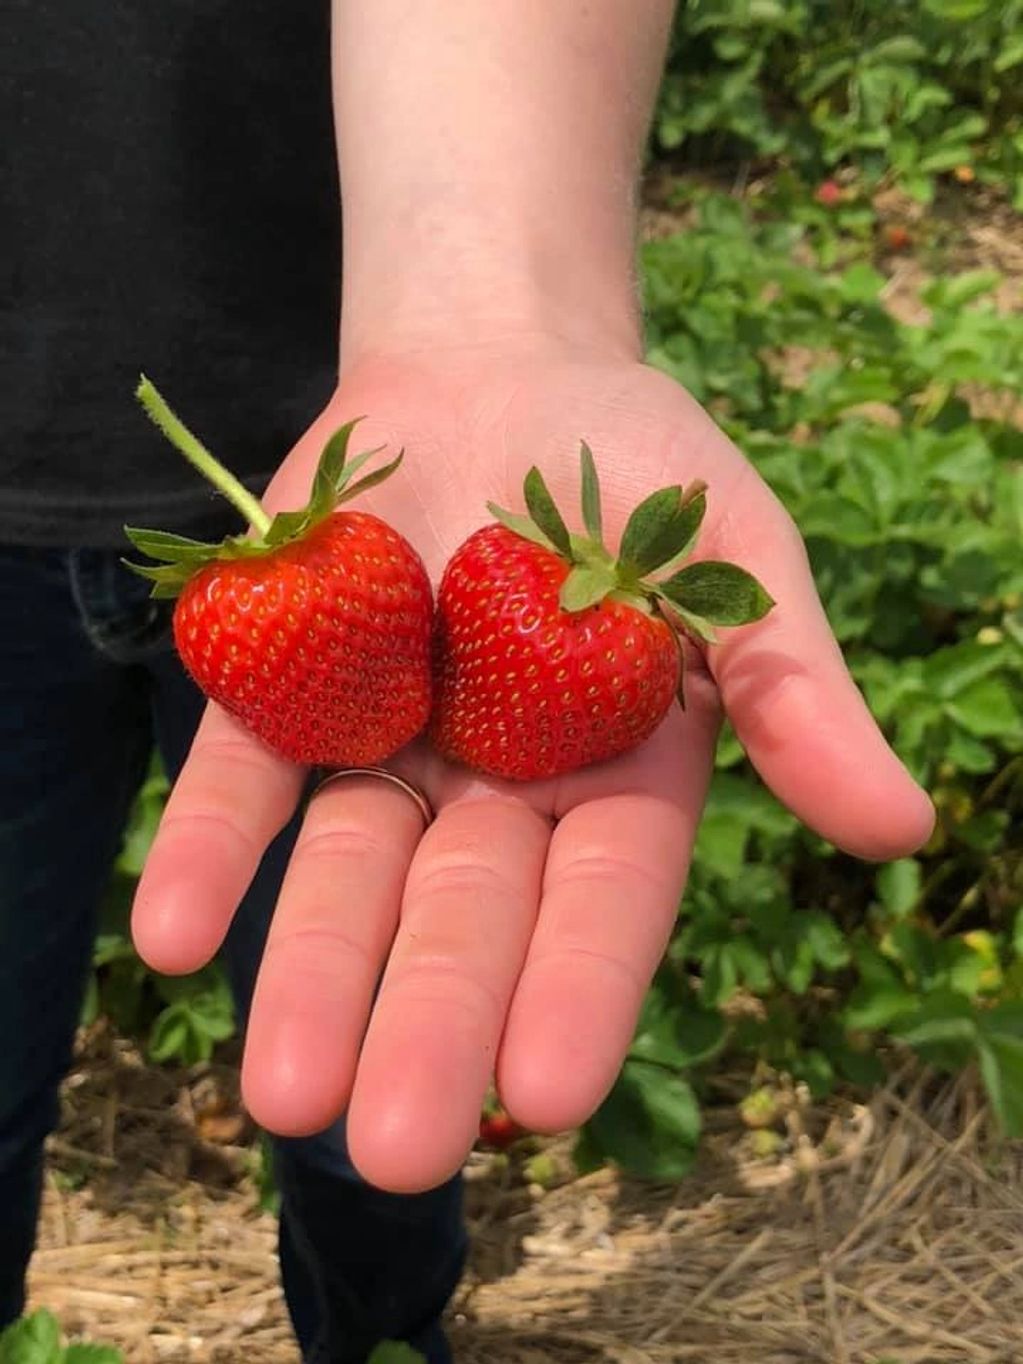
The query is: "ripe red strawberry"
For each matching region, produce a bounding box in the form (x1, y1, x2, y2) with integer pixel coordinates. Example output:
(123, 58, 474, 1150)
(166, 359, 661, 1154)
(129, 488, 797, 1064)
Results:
(430, 447, 773, 781)
(477, 1109, 522, 1151)
(814, 179, 843, 206)
(125, 377, 432, 767)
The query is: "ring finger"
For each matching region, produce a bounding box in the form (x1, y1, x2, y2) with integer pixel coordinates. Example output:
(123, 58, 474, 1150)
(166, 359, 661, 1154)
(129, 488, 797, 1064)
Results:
(240, 770, 428, 1137)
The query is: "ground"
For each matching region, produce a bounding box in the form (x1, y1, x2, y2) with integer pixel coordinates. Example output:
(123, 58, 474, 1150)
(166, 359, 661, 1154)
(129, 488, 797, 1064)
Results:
(30, 1026, 1023, 1363)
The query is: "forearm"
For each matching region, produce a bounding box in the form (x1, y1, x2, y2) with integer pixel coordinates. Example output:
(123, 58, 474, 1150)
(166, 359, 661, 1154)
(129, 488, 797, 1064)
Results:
(332, 0, 676, 366)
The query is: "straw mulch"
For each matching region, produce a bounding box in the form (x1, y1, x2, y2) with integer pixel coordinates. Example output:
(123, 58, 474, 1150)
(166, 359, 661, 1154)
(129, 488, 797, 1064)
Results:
(28, 1027, 1023, 1364)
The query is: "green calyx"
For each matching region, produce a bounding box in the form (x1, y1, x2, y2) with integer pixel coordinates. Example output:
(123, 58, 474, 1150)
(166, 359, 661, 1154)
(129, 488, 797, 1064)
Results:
(487, 443, 775, 650)
(123, 376, 402, 599)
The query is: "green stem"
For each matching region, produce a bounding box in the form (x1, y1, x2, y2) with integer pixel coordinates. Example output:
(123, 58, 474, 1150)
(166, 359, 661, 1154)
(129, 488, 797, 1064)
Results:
(136, 375, 273, 537)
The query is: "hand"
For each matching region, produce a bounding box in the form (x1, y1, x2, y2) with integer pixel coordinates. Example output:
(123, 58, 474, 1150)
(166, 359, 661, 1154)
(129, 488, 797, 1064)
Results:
(131, 344, 934, 1193)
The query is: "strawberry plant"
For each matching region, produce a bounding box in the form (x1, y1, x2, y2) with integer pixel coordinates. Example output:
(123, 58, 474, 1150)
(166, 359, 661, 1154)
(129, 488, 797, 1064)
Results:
(654, 0, 1023, 206)
(577, 187, 1023, 1178)
(0, 1310, 121, 1364)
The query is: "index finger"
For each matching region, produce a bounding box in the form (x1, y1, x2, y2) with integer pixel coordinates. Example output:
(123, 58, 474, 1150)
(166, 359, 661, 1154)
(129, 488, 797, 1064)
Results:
(131, 704, 305, 973)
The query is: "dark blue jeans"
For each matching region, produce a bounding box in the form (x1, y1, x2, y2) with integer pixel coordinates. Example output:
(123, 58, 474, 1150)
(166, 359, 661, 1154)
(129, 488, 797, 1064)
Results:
(0, 545, 466, 1363)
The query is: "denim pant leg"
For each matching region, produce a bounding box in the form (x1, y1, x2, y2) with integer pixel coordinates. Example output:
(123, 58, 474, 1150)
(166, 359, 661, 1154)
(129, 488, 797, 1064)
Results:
(0, 548, 153, 1325)
(149, 606, 467, 1364)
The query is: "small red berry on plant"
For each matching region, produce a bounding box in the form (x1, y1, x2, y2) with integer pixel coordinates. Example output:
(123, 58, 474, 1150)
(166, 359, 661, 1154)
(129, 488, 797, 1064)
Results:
(883, 224, 912, 252)
(430, 446, 774, 781)
(478, 1108, 522, 1150)
(814, 179, 843, 207)
(124, 378, 433, 768)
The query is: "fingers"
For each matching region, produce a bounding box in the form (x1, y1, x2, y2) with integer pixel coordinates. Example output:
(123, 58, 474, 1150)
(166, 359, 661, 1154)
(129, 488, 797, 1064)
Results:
(132, 706, 305, 973)
(240, 772, 428, 1137)
(497, 690, 719, 1134)
(344, 794, 551, 1193)
(712, 502, 934, 860)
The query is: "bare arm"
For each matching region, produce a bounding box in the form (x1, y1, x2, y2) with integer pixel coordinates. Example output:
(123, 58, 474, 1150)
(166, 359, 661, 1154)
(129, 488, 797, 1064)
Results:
(334, 0, 676, 364)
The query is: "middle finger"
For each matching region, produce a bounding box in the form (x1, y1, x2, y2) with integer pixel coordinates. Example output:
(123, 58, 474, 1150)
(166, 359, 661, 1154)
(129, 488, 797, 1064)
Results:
(346, 793, 551, 1192)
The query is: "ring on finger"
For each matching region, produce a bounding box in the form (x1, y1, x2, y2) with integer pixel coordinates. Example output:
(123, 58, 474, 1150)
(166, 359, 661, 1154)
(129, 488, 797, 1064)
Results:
(312, 766, 434, 831)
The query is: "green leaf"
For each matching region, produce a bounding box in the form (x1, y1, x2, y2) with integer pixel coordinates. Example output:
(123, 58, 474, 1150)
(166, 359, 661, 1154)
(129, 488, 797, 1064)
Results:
(366, 1344, 426, 1364)
(659, 561, 774, 626)
(122, 527, 218, 563)
(620, 489, 709, 579)
(559, 562, 618, 613)
(946, 677, 1022, 739)
(65, 1347, 124, 1364)
(310, 419, 359, 512)
(523, 467, 572, 558)
(978, 1033, 1023, 1136)
(338, 450, 405, 504)
(585, 1058, 700, 1180)
(120, 559, 195, 594)
(876, 859, 922, 919)
(619, 487, 681, 568)
(667, 604, 718, 646)
(579, 441, 603, 542)
(630, 978, 727, 1069)
(486, 503, 555, 551)
(0, 1310, 63, 1364)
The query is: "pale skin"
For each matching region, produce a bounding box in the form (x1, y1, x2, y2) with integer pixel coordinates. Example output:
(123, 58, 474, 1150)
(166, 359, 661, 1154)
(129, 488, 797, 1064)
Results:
(131, 1, 935, 1195)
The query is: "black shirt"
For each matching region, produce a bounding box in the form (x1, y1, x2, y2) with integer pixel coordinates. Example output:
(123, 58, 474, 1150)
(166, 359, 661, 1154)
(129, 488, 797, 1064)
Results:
(1, 1, 341, 547)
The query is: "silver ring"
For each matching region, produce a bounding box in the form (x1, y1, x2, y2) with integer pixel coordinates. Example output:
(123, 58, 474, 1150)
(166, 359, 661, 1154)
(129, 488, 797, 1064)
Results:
(313, 766, 434, 829)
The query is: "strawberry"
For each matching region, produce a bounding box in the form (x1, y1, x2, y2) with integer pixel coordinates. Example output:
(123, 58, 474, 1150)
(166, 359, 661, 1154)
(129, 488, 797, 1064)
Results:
(430, 446, 773, 781)
(814, 179, 843, 206)
(477, 1110, 522, 1151)
(124, 377, 432, 768)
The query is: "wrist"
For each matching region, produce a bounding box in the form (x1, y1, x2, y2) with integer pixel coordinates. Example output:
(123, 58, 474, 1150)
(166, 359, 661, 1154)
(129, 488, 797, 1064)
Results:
(338, 184, 644, 368)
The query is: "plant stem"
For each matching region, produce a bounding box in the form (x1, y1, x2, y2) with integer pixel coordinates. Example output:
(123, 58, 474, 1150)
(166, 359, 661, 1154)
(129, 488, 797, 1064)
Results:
(136, 375, 273, 537)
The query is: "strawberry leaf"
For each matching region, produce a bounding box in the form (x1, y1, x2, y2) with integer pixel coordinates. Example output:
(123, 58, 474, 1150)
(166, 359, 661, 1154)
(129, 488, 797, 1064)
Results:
(122, 528, 218, 563)
(338, 450, 404, 503)
(264, 507, 313, 546)
(645, 491, 708, 578)
(579, 441, 603, 542)
(621, 489, 709, 580)
(619, 487, 682, 573)
(658, 561, 773, 626)
(487, 503, 555, 551)
(524, 467, 572, 559)
(560, 561, 618, 613)
(310, 420, 359, 515)
(661, 601, 719, 646)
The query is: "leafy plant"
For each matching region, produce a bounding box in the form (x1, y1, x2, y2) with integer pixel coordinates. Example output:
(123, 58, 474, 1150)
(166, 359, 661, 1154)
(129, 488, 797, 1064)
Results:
(0, 1311, 121, 1364)
(580, 186, 1023, 1176)
(654, 0, 1023, 205)
(85, 755, 235, 1067)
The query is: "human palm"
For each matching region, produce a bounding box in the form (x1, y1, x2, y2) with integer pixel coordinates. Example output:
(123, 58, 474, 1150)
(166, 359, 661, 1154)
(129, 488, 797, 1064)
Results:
(132, 348, 933, 1193)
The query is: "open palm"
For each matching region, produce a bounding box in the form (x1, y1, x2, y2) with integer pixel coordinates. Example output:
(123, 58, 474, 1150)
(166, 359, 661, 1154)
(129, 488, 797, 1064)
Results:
(132, 348, 933, 1193)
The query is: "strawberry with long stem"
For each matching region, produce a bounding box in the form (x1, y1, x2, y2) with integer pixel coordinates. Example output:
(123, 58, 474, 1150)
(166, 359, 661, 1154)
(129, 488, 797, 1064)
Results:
(125, 378, 434, 768)
(430, 444, 774, 781)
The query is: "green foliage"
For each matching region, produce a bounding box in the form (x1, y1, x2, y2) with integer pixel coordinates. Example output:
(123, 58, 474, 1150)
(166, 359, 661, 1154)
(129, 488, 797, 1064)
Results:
(583, 186, 1023, 1178)
(655, 0, 1023, 205)
(0, 1312, 121, 1364)
(85, 755, 234, 1067)
(366, 1344, 426, 1364)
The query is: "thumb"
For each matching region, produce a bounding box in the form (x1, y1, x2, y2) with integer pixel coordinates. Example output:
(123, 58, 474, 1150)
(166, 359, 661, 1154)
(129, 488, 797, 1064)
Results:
(708, 503, 934, 861)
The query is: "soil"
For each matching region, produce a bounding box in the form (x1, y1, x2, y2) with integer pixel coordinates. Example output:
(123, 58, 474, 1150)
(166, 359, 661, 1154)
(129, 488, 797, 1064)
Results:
(30, 1028, 1023, 1363)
